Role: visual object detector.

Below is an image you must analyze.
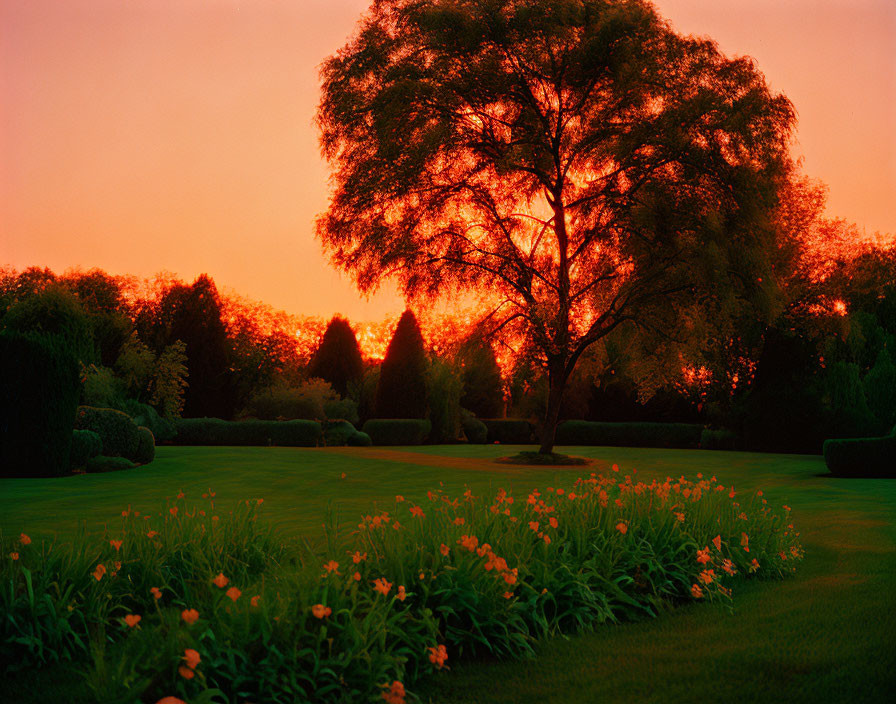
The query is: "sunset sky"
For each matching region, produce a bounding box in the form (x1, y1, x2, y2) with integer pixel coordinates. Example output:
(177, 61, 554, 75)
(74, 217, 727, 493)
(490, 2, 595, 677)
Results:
(2, 0, 893, 321)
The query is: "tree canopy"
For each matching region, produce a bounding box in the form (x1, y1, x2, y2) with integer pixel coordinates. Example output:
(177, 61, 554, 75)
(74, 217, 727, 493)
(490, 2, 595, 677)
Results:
(317, 0, 796, 451)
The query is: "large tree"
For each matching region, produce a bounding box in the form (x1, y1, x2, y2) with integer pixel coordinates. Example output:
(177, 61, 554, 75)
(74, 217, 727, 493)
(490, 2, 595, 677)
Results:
(317, 0, 795, 452)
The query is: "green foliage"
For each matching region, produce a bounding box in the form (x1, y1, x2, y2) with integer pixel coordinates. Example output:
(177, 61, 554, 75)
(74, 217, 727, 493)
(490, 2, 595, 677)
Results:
(376, 311, 428, 419)
(822, 360, 875, 439)
(362, 419, 432, 445)
(347, 430, 372, 447)
(133, 427, 155, 465)
(172, 419, 322, 447)
(483, 419, 535, 445)
(70, 430, 103, 468)
(556, 421, 703, 449)
(460, 412, 488, 444)
(0, 331, 80, 478)
(458, 340, 504, 419)
(700, 429, 740, 451)
(81, 365, 122, 408)
(323, 396, 360, 425)
(0, 474, 802, 700)
(115, 399, 177, 443)
(427, 356, 463, 444)
(306, 316, 364, 398)
(85, 455, 137, 473)
(150, 341, 189, 419)
(823, 435, 896, 478)
(323, 420, 357, 447)
(75, 407, 141, 460)
(864, 348, 896, 433)
(247, 378, 352, 422)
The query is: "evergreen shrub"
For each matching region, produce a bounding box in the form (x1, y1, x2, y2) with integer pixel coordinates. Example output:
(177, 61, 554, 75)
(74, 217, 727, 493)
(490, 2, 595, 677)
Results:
(823, 435, 896, 478)
(556, 421, 703, 448)
(362, 419, 431, 445)
(86, 455, 136, 473)
(347, 431, 372, 447)
(375, 311, 428, 418)
(75, 406, 141, 460)
(116, 399, 176, 443)
(0, 331, 80, 478)
(323, 420, 357, 446)
(133, 426, 155, 465)
(482, 419, 535, 444)
(70, 430, 103, 468)
(172, 418, 322, 447)
(461, 413, 488, 444)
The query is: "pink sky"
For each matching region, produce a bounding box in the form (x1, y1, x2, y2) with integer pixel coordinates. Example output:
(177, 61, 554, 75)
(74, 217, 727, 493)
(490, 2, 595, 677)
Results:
(1, 0, 893, 320)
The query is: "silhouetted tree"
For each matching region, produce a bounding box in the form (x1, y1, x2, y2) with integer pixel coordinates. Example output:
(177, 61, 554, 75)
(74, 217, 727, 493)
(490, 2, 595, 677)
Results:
(376, 310, 428, 418)
(307, 316, 364, 398)
(317, 0, 795, 452)
(458, 339, 504, 418)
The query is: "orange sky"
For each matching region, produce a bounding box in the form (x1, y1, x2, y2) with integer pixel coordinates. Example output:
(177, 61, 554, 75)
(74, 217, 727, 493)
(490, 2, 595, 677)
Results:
(2, 0, 893, 321)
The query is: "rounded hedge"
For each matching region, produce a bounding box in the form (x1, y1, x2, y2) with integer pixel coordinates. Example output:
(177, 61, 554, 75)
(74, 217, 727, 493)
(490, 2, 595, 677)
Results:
(133, 426, 156, 465)
(75, 406, 141, 460)
(86, 455, 136, 473)
(347, 431, 372, 447)
(70, 429, 103, 468)
(324, 420, 357, 447)
(361, 419, 432, 446)
(461, 416, 488, 444)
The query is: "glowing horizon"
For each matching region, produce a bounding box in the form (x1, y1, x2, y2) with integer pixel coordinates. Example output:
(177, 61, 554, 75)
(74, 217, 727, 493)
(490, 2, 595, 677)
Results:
(1, 0, 893, 322)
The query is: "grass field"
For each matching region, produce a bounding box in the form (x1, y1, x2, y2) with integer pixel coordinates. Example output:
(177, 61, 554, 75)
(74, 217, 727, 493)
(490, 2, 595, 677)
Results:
(1, 444, 894, 703)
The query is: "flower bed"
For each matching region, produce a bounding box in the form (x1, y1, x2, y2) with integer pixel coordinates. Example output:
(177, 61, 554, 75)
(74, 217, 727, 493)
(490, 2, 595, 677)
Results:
(1, 467, 802, 703)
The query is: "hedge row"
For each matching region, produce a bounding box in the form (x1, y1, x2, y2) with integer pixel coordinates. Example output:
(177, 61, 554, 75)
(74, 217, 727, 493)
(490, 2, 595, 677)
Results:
(172, 418, 322, 447)
(482, 419, 535, 444)
(556, 421, 703, 449)
(700, 429, 740, 451)
(70, 430, 102, 468)
(361, 419, 431, 446)
(461, 415, 488, 444)
(823, 432, 896, 478)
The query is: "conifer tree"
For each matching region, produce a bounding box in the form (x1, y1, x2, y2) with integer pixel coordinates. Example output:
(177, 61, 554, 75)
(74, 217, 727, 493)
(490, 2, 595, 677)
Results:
(307, 316, 364, 398)
(375, 310, 428, 418)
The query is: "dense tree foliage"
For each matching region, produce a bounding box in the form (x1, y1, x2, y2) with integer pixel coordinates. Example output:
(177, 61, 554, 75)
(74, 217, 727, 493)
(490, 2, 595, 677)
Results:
(307, 316, 365, 398)
(458, 338, 504, 418)
(376, 310, 429, 418)
(318, 0, 796, 451)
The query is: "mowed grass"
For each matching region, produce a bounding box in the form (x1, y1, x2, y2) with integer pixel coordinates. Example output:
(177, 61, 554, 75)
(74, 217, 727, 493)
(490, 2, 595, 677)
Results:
(1, 444, 894, 703)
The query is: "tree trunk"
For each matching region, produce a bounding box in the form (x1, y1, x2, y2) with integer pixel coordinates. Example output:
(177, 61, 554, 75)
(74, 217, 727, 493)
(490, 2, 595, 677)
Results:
(539, 366, 568, 455)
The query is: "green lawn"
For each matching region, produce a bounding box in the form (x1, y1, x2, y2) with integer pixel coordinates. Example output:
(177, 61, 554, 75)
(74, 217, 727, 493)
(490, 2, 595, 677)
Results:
(2, 445, 894, 703)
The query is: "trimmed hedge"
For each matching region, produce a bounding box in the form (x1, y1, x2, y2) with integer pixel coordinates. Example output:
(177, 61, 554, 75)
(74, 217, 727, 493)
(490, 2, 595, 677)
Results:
(461, 416, 488, 444)
(347, 431, 372, 447)
(556, 421, 703, 449)
(86, 455, 137, 473)
(823, 435, 896, 478)
(0, 331, 80, 478)
(133, 426, 156, 465)
(323, 420, 357, 447)
(172, 418, 322, 447)
(361, 419, 432, 446)
(700, 429, 740, 451)
(75, 406, 141, 460)
(482, 419, 535, 444)
(70, 430, 103, 468)
(116, 399, 176, 443)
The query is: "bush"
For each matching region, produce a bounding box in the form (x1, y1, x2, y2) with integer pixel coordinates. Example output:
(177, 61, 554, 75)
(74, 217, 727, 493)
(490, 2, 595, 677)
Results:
(70, 429, 103, 468)
(461, 413, 488, 444)
(172, 418, 322, 447)
(133, 426, 155, 465)
(85, 455, 137, 473)
(347, 430, 372, 447)
(427, 357, 463, 444)
(700, 429, 740, 451)
(482, 419, 535, 444)
(362, 419, 432, 445)
(0, 331, 80, 478)
(323, 420, 357, 447)
(323, 397, 360, 426)
(75, 406, 141, 460)
(247, 379, 343, 421)
(823, 435, 896, 478)
(556, 421, 703, 448)
(115, 399, 177, 443)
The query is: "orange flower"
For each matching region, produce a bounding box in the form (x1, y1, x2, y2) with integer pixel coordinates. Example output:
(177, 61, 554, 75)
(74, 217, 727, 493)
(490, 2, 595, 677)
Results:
(381, 680, 406, 704)
(353, 571, 361, 582)
(155, 698, 187, 704)
(503, 591, 514, 599)
(178, 665, 194, 680)
(428, 644, 448, 669)
(311, 603, 332, 619)
(124, 614, 141, 628)
(698, 569, 715, 585)
(691, 583, 704, 598)
(674, 512, 685, 522)
(740, 532, 750, 552)
(373, 578, 392, 596)
(616, 522, 628, 535)
(409, 505, 425, 519)
(783, 505, 791, 512)
(549, 517, 558, 529)
(177, 491, 185, 499)
(213, 573, 229, 588)
(395, 495, 404, 503)
(110, 539, 123, 552)
(696, 548, 711, 565)
(251, 595, 260, 607)
(556, 489, 564, 496)
(225, 586, 241, 602)
(352, 551, 367, 564)
(721, 559, 736, 576)
(528, 520, 540, 532)
(439, 543, 450, 557)
(503, 572, 517, 586)
(19, 533, 31, 546)
(169, 507, 178, 516)
(453, 517, 465, 526)
(419, 572, 425, 580)
(257, 498, 264, 505)
(457, 535, 478, 552)
(10, 552, 19, 561)
(151, 587, 162, 600)
(93, 564, 107, 581)
(181, 608, 200, 625)
(396, 585, 407, 601)
(749, 558, 760, 573)
(340, 472, 346, 479)
(182, 648, 200, 670)
(543, 534, 551, 545)
(712, 535, 722, 551)
(323, 560, 340, 574)
(146, 530, 159, 539)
